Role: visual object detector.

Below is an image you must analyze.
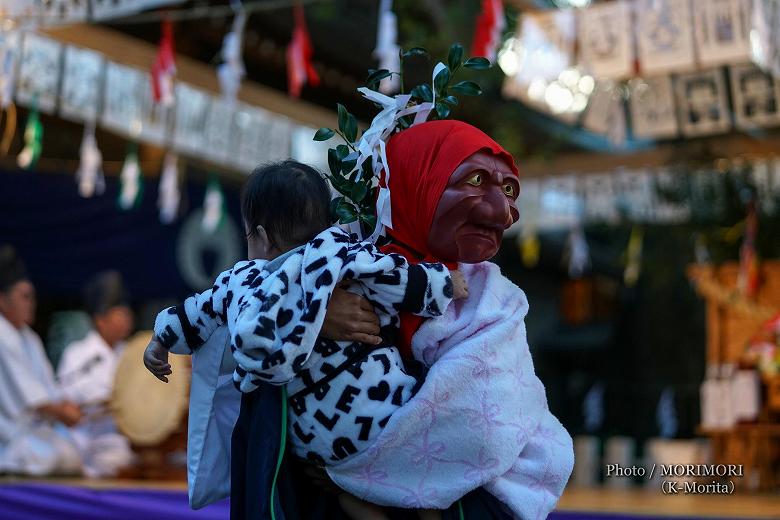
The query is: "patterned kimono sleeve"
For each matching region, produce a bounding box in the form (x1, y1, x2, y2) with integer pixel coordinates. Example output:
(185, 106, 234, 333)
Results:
(344, 241, 454, 318)
(153, 269, 233, 355)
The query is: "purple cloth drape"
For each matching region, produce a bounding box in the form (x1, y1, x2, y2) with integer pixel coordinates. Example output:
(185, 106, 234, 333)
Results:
(0, 483, 748, 520)
(0, 483, 229, 520)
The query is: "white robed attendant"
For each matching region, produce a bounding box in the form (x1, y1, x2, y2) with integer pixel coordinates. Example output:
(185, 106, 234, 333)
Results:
(0, 312, 82, 475)
(58, 330, 133, 478)
(58, 330, 122, 404)
(55, 270, 137, 477)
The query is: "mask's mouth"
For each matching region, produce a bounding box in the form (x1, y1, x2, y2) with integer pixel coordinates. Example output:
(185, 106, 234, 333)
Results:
(458, 224, 501, 247)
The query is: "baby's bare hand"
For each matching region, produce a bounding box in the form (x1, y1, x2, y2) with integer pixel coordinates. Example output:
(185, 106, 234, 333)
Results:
(143, 338, 172, 383)
(451, 270, 469, 300)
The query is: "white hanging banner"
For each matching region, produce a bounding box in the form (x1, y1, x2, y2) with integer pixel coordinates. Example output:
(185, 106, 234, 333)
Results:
(263, 114, 292, 163)
(0, 0, 88, 27)
(101, 62, 145, 138)
(158, 151, 180, 224)
(629, 76, 678, 140)
(75, 123, 105, 198)
(751, 158, 778, 215)
(750, 0, 780, 75)
(15, 32, 62, 114)
(729, 63, 780, 129)
(217, 8, 247, 105)
(653, 168, 690, 223)
(694, 0, 752, 67)
(635, 0, 696, 74)
(675, 68, 731, 136)
(138, 69, 171, 145)
(578, 0, 634, 79)
(513, 9, 577, 85)
(539, 174, 582, 230)
(690, 166, 727, 220)
(583, 82, 627, 146)
(203, 97, 235, 166)
(233, 104, 263, 171)
(90, 0, 185, 21)
(615, 168, 656, 222)
(60, 45, 104, 123)
(582, 173, 619, 224)
(0, 30, 20, 108)
(172, 83, 211, 157)
(373, 0, 401, 93)
(0, 0, 183, 26)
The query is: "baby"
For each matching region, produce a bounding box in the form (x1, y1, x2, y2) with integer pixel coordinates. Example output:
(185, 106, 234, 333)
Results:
(145, 160, 467, 471)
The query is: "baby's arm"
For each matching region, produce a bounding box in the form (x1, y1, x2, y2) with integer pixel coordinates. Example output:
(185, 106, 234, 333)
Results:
(152, 269, 232, 355)
(341, 240, 462, 318)
(144, 275, 229, 382)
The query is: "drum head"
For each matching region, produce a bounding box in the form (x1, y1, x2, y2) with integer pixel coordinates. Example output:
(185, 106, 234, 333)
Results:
(111, 331, 189, 446)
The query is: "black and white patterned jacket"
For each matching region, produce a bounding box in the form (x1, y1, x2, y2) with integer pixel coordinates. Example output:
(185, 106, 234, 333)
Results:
(154, 226, 454, 463)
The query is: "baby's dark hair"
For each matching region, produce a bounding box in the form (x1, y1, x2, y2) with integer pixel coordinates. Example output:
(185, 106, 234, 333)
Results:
(241, 160, 332, 250)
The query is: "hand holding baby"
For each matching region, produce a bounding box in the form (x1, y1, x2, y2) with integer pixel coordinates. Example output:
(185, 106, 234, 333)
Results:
(451, 270, 468, 299)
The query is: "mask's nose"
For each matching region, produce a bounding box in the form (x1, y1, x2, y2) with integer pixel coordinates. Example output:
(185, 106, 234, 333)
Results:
(471, 186, 514, 230)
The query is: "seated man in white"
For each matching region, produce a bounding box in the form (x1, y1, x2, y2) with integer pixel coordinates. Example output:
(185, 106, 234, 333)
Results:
(0, 246, 83, 476)
(57, 270, 134, 477)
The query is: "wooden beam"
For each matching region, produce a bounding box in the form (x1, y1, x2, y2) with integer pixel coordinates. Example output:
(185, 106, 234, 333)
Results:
(519, 130, 780, 178)
(43, 24, 335, 130)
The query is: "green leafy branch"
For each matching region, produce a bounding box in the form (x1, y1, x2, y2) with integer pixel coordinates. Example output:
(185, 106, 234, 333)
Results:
(313, 43, 491, 236)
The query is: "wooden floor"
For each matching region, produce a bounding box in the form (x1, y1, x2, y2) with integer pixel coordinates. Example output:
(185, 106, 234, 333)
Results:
(2, 478, 779, 518)
(556, 487, 780, 518)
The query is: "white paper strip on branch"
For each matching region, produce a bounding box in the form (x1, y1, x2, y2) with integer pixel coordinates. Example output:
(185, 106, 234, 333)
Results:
(0, 30, 20, 108)
(15, 32, 62, 113)
(629, 76, 678, 140)
(694, 0, 752, 67)
(539, 174, 582, 231)
(615, 168, 656, 222)
(203, 97, 235, 166)
(582, 173, 619, 224)
(172, 83, 211, 156)
(653, 168, 691, 223)
(101, 62, 145, 138)
(583, 82, 627, 146)
(675, 68, 731, 137)
(635, 0, 696, 74)
(90, 0, 185, 21)
(578, 0, 634, 79)
(512, 9, 576, 85)
(729, 63, 780, 129)
(60, 45, 104, 123)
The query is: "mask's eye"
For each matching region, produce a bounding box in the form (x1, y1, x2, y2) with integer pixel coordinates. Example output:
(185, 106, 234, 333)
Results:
(466, 173, 483, 187)
(503, 183, 515, 197)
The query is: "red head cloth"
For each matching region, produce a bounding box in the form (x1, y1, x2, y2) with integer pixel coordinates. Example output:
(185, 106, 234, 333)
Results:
(379, 119, 518, 355)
